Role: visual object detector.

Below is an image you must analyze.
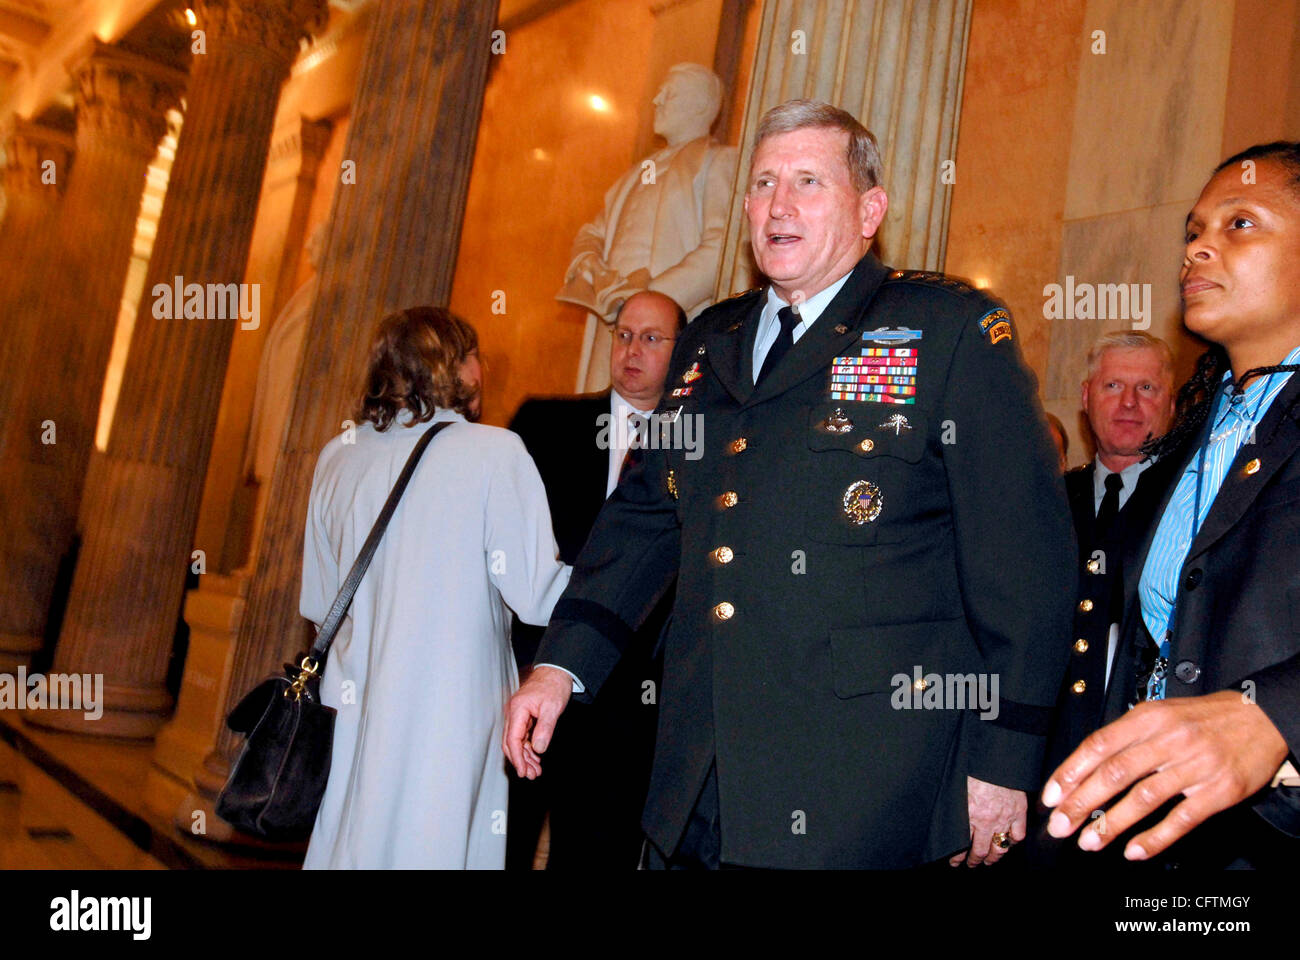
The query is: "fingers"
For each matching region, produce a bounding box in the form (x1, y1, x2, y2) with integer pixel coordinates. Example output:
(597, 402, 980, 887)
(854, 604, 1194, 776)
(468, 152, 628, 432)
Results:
(966, 817, 995, 867)
(502, 698, 532, 776)
(1045, 716, 1168, 840)
(1010, 809, 1028, 844)
(1122, 793, 1219, 860)
(1075, 761, 1194, 852)
(1042, 704, 1156, 809)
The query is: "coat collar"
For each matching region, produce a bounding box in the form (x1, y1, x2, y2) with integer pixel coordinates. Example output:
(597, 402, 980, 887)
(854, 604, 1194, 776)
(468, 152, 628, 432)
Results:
(703, 253, 893, 408)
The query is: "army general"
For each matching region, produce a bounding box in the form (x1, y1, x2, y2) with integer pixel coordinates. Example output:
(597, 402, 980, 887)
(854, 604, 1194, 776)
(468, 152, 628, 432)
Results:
(504, 99, 1076, 869)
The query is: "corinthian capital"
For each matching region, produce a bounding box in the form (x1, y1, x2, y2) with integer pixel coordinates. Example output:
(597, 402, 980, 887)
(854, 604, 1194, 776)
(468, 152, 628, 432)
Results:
(4, 118, 76, 196)
(71, 41, 187, 153)
(191, 0, 330, 70)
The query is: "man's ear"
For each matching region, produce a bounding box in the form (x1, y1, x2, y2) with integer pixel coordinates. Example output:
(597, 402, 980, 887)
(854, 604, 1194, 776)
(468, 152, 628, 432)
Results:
(1081, 380, 1091, 410)
(860, 186, 889, 240)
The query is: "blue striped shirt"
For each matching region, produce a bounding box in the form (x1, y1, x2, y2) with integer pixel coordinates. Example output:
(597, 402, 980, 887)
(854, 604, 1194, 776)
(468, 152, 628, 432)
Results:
(1139, 345, 1300, 691)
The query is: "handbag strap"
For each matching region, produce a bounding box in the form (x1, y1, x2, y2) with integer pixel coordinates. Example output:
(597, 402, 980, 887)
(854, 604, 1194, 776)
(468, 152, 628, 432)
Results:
(307, 419, 453, 663)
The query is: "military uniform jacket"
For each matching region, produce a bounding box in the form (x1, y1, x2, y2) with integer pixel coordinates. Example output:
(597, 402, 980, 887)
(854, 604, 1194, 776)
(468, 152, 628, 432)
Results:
(536, 253, 1077, 868)
(1045, 457, 1183, 772)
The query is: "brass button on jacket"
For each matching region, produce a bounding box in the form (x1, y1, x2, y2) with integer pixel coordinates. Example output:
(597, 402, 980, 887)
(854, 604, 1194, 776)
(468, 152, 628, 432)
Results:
(713, 601, 735, 621)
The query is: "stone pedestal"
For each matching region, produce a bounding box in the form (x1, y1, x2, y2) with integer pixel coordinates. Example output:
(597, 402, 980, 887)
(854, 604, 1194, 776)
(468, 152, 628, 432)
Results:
(190, 0, 500, 806)
(28, 0, 328, 738)
(0, 46, 183, 673)
(715, 0, 973, 296)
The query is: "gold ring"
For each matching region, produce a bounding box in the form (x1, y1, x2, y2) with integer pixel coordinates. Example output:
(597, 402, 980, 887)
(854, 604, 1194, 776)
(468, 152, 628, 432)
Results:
(992, 831, 1012, 849)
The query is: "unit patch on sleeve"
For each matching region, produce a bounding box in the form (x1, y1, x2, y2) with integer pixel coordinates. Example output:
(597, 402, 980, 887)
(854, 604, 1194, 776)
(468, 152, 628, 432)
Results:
(977, 308, 1013, 345)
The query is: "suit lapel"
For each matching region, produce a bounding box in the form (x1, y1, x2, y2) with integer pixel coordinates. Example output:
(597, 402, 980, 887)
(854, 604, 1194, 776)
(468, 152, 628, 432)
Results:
(588, 391, 613, 505)
(1187, 374, 1300, 562)
(744, 255, 892, 409)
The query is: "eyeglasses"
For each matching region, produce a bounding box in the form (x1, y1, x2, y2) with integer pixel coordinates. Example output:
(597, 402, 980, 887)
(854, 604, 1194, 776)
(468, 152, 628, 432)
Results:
(614, 329, 675, 348)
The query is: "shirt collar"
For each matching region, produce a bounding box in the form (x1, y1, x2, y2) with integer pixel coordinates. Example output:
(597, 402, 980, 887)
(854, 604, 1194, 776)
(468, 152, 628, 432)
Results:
(1093, 454, 1155, 498)
(764, 269, 854, 331)
(611, 388, 654, 419)
(1216, 343, 1300, 423)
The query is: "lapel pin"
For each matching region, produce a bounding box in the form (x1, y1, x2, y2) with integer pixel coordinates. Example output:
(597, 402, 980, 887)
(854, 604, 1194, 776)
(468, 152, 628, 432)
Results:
(822, 407, 854, 434)
(1245, 458, 1261, 475)
(834, 324, 848, 335)
(879, 414, 912, 435)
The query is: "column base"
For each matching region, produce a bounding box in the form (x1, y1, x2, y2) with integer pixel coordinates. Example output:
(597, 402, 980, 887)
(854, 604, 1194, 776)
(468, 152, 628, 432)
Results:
(0, 633, 42, 673)
(22, 681, 173, 739)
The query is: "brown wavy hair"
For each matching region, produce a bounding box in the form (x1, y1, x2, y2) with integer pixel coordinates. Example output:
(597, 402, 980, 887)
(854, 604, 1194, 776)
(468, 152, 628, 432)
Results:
(357, 306, 479, 431)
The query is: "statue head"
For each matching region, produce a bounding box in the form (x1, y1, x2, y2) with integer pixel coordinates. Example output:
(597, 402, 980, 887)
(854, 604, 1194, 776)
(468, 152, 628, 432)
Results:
(652, 63, 724, 146)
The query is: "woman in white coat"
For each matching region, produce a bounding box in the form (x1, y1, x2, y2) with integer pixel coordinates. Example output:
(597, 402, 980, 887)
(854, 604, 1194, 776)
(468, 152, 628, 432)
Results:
(300, 306, 570, 869)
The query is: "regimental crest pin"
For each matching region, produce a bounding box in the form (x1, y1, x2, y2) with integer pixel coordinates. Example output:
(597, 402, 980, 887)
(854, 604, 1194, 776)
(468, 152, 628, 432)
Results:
(843, 480, 883, 525)
(682, 362, 702, 383)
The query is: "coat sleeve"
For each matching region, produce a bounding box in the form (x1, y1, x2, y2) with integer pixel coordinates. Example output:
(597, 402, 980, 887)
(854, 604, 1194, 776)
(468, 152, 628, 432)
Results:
(1243, 653, 1300, 835)
(299, 452, 337, 631)
(532, 354, 690, 700)
(939, 303, 1077, 792)
(485, 435, 572, 627)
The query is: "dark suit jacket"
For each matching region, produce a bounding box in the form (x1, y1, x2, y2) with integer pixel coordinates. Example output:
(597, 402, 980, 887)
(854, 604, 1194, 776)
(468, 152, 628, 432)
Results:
(535, 252, 1077, 868)
(1045, 456, 1184, 772)
(508, 391, 666, 869)
(1103, 375, 1300, 863)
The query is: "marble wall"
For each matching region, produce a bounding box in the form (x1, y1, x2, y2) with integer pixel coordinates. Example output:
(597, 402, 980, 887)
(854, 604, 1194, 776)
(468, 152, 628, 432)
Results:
(946, 0, 1300, 467)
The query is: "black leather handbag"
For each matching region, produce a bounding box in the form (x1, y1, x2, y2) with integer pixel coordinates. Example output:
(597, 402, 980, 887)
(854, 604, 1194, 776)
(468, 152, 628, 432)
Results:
(215, 420, 451, 841)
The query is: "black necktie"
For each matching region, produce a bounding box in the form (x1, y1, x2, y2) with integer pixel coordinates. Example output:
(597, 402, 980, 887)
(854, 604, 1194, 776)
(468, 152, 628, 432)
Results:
(756, 306, 798, 386)
(1095, 472, 1123, 540)
(617, 412, 643, 486)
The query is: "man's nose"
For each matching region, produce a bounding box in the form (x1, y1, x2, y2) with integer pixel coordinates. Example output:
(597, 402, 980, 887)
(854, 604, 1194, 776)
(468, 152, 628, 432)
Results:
(1120, 386, 1139, 407)
(769, 182, 796, 218)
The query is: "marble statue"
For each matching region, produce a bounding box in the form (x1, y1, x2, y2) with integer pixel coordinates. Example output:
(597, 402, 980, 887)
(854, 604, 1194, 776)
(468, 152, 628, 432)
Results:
(558, 62, 737, 390)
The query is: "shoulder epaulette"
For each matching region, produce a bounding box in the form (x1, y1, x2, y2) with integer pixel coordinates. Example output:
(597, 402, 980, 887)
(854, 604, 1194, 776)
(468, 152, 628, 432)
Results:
(885, 269, 977, 295)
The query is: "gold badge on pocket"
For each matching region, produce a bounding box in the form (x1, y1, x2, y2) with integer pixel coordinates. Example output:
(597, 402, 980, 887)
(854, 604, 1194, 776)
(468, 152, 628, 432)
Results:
(842, 480, 883, 524)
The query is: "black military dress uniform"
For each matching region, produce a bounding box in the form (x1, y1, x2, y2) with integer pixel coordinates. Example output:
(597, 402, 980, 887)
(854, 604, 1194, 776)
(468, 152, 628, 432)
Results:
(535, 252, 1076, 869)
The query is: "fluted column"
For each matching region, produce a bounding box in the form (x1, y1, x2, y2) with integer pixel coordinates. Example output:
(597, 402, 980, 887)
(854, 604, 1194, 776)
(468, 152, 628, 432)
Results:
(0, 48, 183, 673)
(715, 0, 973, 296)
(189, 0, 500, 814)
(28, 0, 328, 738)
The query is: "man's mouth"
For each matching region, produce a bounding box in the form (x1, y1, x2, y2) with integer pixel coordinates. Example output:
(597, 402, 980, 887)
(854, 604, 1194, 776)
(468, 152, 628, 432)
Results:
(1181, 274, 1218, 297)
(767, 233, 801, 245)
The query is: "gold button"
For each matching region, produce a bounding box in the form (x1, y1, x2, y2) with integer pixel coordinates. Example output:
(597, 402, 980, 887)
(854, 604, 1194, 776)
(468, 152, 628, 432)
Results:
(1074, 638, 1089, 653)
(721, 491, 739, 508)
(858, 438, 874, 452)
(1078, 598, 1094, 613)
(1072, 679, 1087, 694)
(730, 437, 748, 454)
(1086, 559, 1100, 574)
(714, 546, 734, 564)
(1245, 458, 1261, 475)
(713, 601, 734, 621)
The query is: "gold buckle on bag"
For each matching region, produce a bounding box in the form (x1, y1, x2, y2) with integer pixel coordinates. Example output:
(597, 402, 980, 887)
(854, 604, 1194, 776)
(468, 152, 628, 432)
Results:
(284, 656, 320, 701)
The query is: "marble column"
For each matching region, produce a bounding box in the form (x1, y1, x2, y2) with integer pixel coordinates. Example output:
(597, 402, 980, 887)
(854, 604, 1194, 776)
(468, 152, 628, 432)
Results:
(28, 0, 328, 738)
(0, 47, 183, 673)
(189, 0, 500, 816)
(715, 0, 973, 296)
(0, 119, 74, 376)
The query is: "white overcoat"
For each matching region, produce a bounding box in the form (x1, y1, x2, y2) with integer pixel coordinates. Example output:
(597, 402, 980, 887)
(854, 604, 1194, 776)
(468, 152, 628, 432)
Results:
(300, 409, 570, 869)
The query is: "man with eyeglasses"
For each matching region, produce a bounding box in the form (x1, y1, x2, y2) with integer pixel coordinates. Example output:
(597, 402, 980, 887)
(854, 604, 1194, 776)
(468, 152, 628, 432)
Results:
(505, 290, 684, 869)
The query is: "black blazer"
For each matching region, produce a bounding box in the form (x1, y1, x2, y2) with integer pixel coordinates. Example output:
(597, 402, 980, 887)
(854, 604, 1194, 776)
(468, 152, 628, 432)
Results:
(1045, 456, 1184, 772)
(535, 253, 1077, 868)
(1104, 374, 1300, 857)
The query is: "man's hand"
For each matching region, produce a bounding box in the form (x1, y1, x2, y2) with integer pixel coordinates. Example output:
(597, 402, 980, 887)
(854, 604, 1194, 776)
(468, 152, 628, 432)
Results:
(1041, 690, 1289, 860)
(949, 776, 1027, 866)
(503, 665, 573, 779)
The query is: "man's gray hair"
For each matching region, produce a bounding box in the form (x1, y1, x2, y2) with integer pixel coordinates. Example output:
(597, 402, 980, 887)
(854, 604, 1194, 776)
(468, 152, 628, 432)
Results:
(666, 63, 724, 127)
(752, 99, 884, 193)
(1085, 330, 1174, 380)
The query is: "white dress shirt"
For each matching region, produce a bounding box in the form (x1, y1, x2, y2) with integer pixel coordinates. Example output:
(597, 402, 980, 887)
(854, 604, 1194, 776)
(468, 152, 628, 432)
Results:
(606, 389, 655, 497)
(751, 270, 854, 381)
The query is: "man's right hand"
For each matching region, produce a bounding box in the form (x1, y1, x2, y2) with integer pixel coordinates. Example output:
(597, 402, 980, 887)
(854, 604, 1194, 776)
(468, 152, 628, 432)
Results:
(503, 665, 574, 779)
